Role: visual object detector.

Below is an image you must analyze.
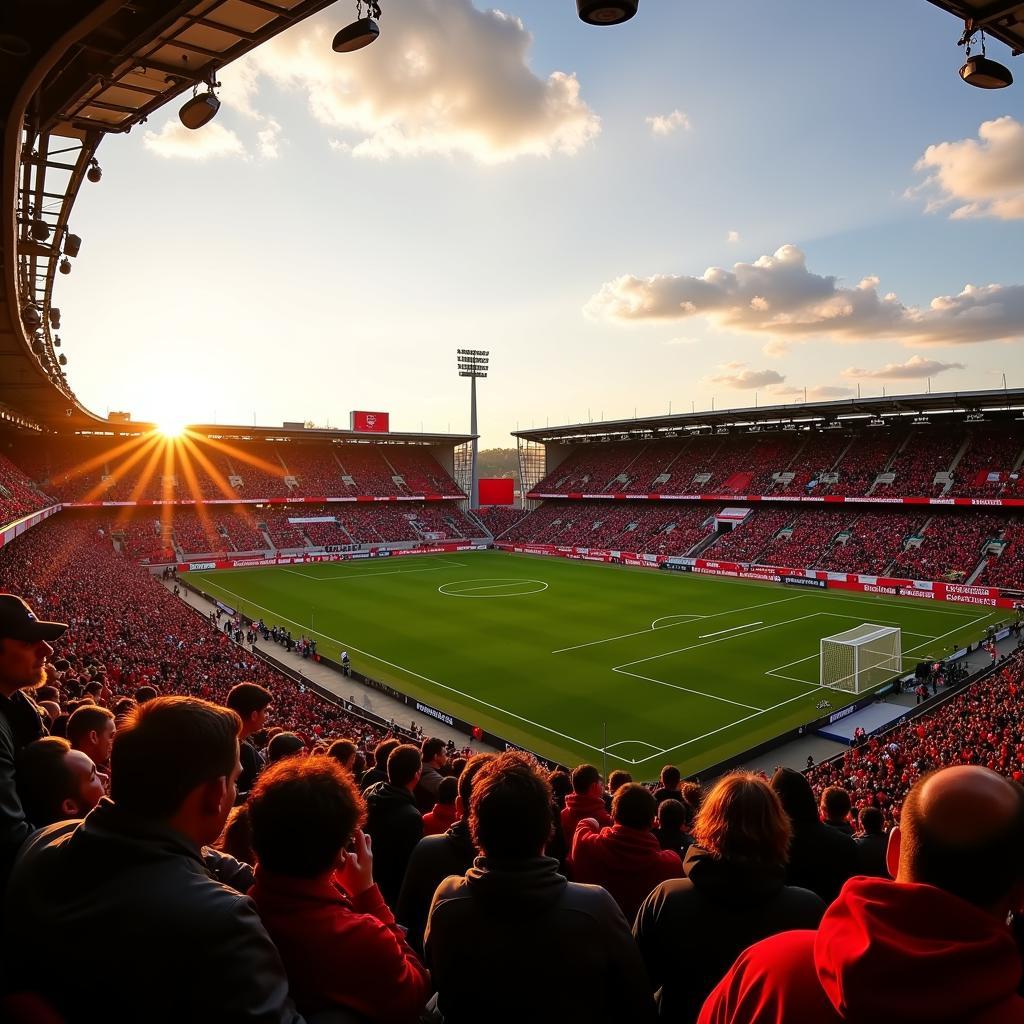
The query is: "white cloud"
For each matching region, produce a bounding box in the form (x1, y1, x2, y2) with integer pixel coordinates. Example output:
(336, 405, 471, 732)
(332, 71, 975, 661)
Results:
(664, 336, 698, 346)
(243, 0, 600, 163)
(707, 362, 786, 389)
(585, 243, 1024, 347)
(646, 109, 690, 137)
(726, 230, 740, 243)
(912, 116, 1024, 220)
(841, 355, 966, 380)
(142, 119, 247, 161)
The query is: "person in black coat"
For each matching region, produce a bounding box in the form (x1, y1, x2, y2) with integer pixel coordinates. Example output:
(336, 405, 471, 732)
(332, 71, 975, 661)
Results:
(653, 797, 695, 861)
(634, 772, 824, 1023)
(854, 805, 890, 877)
(363, 743, 423, 908)
(771, 767, 859, 904)
(397, 752, 493, 954)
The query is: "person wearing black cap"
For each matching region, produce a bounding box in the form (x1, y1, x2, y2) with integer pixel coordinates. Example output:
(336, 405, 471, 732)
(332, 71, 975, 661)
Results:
(0, 593, 67, 890)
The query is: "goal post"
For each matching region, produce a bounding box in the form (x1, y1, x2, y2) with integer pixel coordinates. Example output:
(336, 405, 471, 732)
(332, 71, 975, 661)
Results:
(820, 624, 902, 694)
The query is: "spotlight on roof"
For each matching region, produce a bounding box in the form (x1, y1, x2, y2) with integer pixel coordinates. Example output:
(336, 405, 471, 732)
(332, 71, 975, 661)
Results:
(31, 217, 50, 241)
(21, 304, 41, 330)
(64, 233, 81, 258)
(87, 159, 102, 183)
(59, 257, 71, 275)
(959, 26, 1013, 89)
(178, 71, 221, 129)
(58, 354, 67, 366)
(577, 0, 638, 25)
(48, 307, 60, 329)
(334, 1, 382, 51)
(960, 52, 1012, 88)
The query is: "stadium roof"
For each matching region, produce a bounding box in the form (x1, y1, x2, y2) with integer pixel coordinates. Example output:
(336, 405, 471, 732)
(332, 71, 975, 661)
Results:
(512, 388, 1024, 443)
(1, 0, 340, 431)
(926, 1, 1024, 56)
(59, 422, 475, 445)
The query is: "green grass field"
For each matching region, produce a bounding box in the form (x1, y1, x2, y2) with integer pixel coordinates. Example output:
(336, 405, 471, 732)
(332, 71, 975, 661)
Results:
(189, 551, 997, 778)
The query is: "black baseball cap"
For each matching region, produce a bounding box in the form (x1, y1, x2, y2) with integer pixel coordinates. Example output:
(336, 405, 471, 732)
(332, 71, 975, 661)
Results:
(0, 595, 67, 642)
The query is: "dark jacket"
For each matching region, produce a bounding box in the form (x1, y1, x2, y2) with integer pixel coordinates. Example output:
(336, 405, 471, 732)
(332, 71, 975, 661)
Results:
(854, 831, 889, 878)
(396, 817, 475, 955)
(772, 769, 858, 903)
(237, 737, 263, 801)
(634, 845, 825, 1023)
(425, 855, 656, 1024)
(655, 824, 695, 861)
(360, 767, 387, 792)
(3, 800, 303, 1023)
(699, 877, 1024, 1024)
(364, 782, 423, 909)
(0, 693, 38, 891)
(414, 763, 444, 812)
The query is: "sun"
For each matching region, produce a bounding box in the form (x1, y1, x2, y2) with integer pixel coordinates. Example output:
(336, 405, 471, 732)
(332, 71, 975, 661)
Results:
(155, 418, 187, 439)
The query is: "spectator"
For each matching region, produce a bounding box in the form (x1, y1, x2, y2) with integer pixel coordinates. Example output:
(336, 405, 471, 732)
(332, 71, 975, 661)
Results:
(771, 768, 858, 903)
(214, 803, 255, 866)
(398, 753, 493, 956)
(134, 684, 158, 704)
(326, 737, 357, 774)
(571, 783, 685, 922)
(654, 798, 695, 860)
(654, 765, 682, 804)
(0, 594, 65, 888)
(364, 744, 423, 908)
(66, 704, 115, 770)
(5, 696, 302, 1023)
(609, 769, 633, 794)
(634, 772, 825, 1023)
(248, 756, 430, 1023)
(225, 682, 272, 798)
(422, 776, 459, 837)
(560, 763, 612, 845)
(15, 737, 105, 827)
(267, 731, 305, 764)
(854, 806, 889, 878)
(425, 751, 656, 1023)
(414, 736, 448, 812)
(699, 766, 1024, 1024)
(362, 738, 401, 791)
(820, 786, 854, 835)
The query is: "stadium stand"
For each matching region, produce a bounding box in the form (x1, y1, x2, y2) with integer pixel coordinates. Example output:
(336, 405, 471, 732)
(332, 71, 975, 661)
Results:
(473, 506, 530, 538)
(0, 452, 54, 526)
(891, 512, 1005, 582)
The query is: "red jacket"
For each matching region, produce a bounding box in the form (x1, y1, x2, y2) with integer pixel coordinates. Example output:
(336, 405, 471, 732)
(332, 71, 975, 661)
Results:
(422, 803, 458, 837)
(561, 792, 612, 846)
(570, 821, 684, 922)
(698, 876, 1024, 1024)
(249, 868, 430, 1024)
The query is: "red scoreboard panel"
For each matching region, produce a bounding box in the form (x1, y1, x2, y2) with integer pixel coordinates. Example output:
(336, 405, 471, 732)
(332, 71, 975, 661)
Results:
(478, 478, 515, 505)
(350, 411, 390, 433)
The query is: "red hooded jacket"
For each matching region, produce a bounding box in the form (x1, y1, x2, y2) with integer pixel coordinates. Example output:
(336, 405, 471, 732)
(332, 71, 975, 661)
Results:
(561, 792, 612, 846)
(422, 803, 458, 837)
(698, 876, 1024, 1024)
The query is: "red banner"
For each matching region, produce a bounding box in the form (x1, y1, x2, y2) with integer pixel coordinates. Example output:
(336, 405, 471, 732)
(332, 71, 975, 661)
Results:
(527, 491, 1024, 508)
(478, 478, 515, 506)
(350, 410, 390, 433)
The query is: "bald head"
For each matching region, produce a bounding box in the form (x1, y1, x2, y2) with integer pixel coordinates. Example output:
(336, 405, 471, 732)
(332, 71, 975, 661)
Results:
(895, 765, 1024, 911)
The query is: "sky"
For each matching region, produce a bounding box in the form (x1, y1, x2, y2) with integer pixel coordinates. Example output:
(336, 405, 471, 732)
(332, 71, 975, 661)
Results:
(53, 0, 1024, 447)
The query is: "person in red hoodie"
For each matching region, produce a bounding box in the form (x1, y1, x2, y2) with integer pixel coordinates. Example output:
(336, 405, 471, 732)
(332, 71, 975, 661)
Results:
(571, 783, 684, 921)
(248, 756, 430, 1024)
(699, 764, 1024, 1024)
(561, 763, 612, 845)
(422, 775, 459, 836)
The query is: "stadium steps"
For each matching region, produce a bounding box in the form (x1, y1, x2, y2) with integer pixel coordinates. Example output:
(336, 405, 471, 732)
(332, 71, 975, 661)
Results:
(946, 435, 973, 476)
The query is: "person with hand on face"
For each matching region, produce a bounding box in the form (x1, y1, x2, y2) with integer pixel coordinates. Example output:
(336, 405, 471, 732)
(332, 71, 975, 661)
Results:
(0, 594, 66, 889)
(248, 756, 430, 1024)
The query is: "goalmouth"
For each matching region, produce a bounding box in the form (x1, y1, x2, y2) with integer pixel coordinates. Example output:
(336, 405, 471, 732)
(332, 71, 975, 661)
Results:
(820, 623, 902, 694)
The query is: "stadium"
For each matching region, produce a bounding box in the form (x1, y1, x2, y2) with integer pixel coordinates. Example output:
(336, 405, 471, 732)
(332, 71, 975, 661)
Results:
(2, 2, 1024, 1023)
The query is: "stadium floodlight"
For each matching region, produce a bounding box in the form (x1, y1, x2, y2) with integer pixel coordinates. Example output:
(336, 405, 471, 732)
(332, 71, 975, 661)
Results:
(31, 217, 50, 241)
(179, 71, 221, 130)
(87, 159, 102, 183)
(457, 349, 490, 509)
(59, 257, 71, 275)
(958, 27, 1012, 89)
(64, 232, 81, 258)
(821, 624, 902, 694)
(577, 0, 638, 25)
(334, 1, 382, 52)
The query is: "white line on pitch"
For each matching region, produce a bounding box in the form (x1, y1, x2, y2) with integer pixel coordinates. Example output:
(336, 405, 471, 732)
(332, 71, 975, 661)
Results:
(280, 562, 465, 583)
(551, 595, 803, 654)
(185, 578, 612, 758)
(699, 621, 761, 639)
(613, 667, 765, 711)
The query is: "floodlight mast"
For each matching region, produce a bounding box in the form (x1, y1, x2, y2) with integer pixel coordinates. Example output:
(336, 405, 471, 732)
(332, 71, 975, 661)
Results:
(457, 349, 489, 509)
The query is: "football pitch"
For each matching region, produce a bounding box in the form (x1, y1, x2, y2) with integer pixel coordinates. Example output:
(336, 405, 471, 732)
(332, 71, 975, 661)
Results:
(189, 551, 997, 778)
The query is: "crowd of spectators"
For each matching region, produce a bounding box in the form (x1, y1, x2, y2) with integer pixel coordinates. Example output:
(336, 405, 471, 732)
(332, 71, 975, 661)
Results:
(472, 506, 529, 539)
(892, 512, 1004, 581)
(0, 453, 53, 527)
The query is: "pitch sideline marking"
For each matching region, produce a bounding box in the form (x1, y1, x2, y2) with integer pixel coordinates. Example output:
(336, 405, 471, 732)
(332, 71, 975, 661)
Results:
(183, 577, 612, 759)
(612, 667, 766, 711)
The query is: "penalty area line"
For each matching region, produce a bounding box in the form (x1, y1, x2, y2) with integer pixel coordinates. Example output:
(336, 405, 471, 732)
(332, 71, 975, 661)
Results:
(699, 621, 761, 639)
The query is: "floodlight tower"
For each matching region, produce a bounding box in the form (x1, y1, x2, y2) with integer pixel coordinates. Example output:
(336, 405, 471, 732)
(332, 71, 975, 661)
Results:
(457, 348, 489, 509)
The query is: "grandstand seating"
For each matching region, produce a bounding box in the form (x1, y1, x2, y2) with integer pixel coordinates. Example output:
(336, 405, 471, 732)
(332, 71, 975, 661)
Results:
(813, 510, 927, 574)
(757, 510, 853, 568)
(0, 451, 54, 526)
(473, 506, 530, 538)
(976, 517, 1024, 590)
(703, 508, 791, 563)
(892, 512, 1004, 582)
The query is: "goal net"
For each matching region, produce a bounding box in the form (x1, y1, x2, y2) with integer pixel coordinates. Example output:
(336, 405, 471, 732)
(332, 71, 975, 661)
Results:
(820, 624, 902, 694)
